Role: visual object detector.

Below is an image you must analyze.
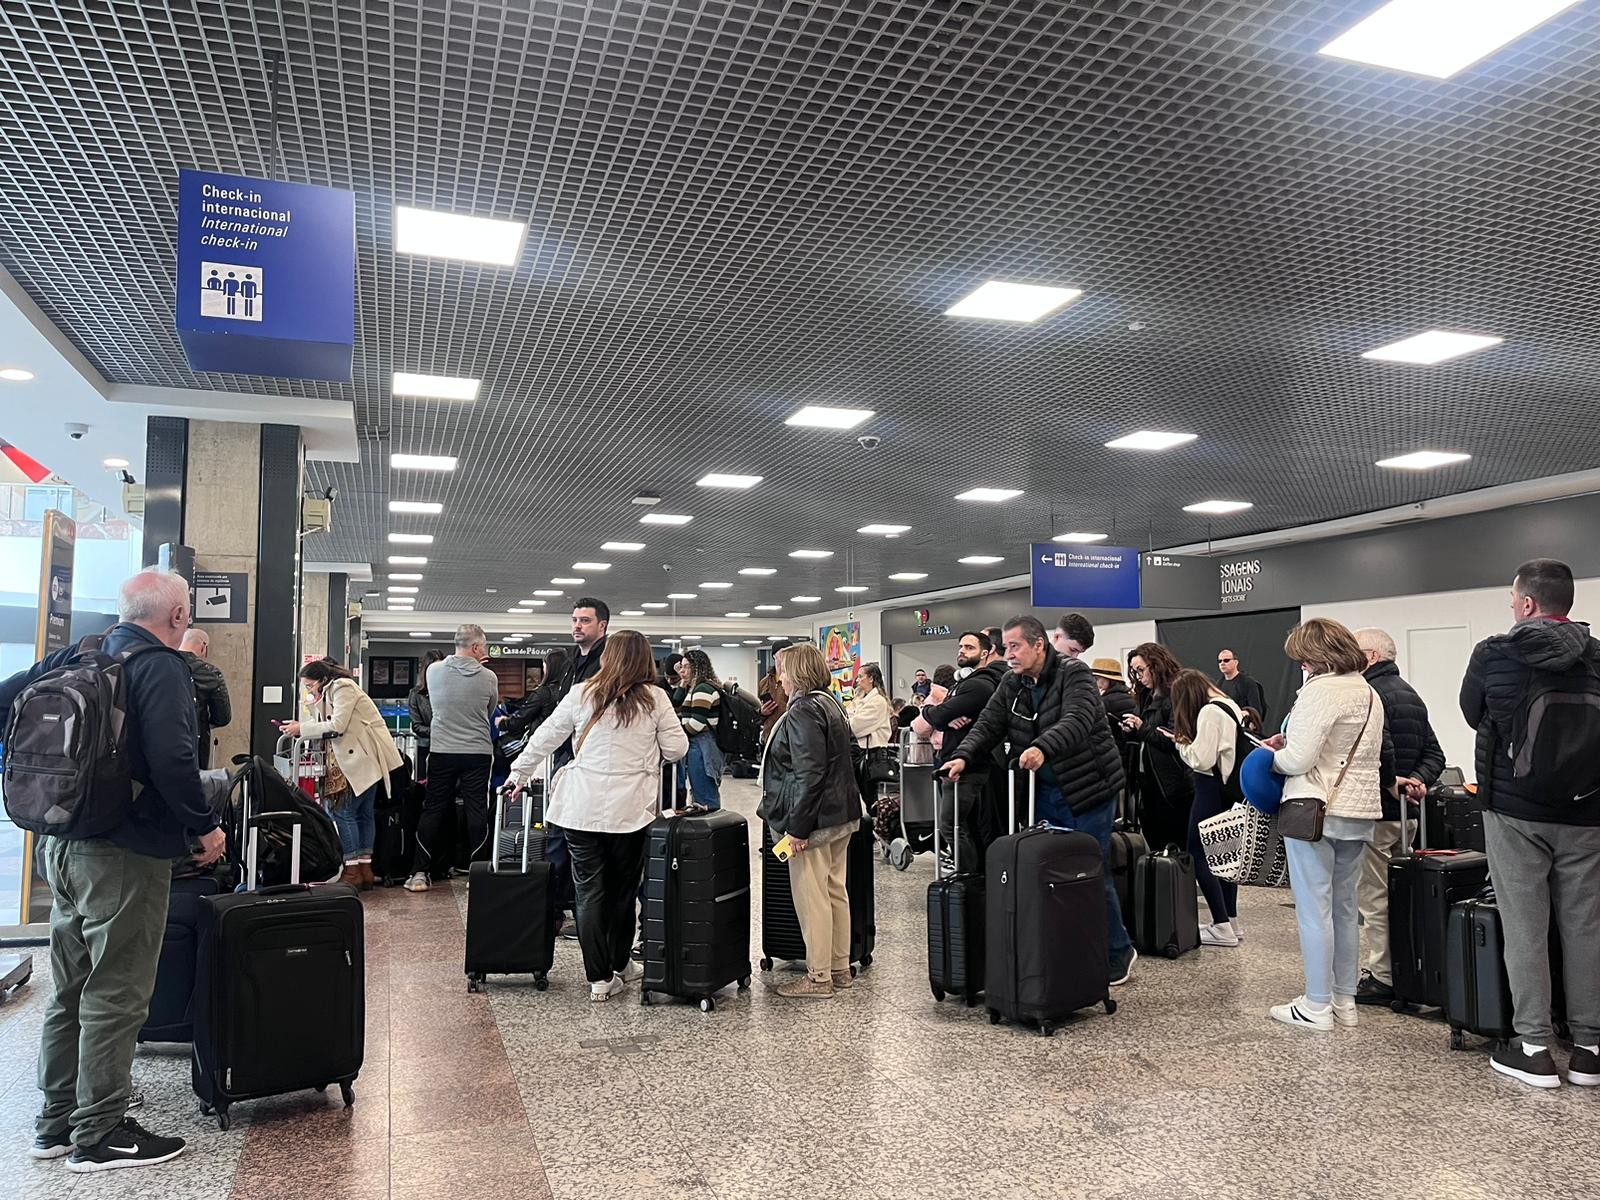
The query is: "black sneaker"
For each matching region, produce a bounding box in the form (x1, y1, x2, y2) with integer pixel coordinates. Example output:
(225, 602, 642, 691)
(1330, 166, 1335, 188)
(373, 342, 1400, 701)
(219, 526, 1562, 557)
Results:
(1354, 972, 1396, 1007)
(66, 1119, 186, 1173)
(1109, 946, 1138, 987)
(29, 1129, 72, 1160)
(1490, 1041, 1562, 1090)
(1567, 1046, 1600, 1087)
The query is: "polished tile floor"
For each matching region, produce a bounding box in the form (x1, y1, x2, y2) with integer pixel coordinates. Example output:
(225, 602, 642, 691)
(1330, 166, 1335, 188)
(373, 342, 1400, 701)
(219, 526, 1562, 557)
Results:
(2, 777, 1596, 1199)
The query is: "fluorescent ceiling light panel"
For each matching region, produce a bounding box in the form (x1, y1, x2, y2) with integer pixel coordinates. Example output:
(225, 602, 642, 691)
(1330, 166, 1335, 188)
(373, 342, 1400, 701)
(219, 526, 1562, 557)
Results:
(388, 533, 434, 544)
(408, 632, 434, 638)
(551, 577, 584, 585)
(640, 512, 693, 525)
(1053, 532, 1109, 543)
(955, 487, 1023, 503)
(392, 372, 480, 401)
(0, 367, 36, 382)
(835, 585, 869, 593)
(103, 457, 130, 468)
(1361, 330, 1504, 365)
(700, 582, 733, 589)
(621, 610, 645, 616)
(858, 524, 911, 535)
(888, 572, 928, 581)
(784, 405, 875, 429)
(725, 612, 751, 618)
(1376, 450, 1473, 470)
(389, 573, 423, 581)
(787, 550, 834, 559)
(386, 586, 418, 594)
(532, 590, 563, 597)
(601, 542, 645, 552)
(1105, 430, 1199, 452)
(390, 453, 458, 471)
(642, 602, 669, 609)
(739, 567, 777, 576)
(944, 280, 1084, 323)
(666, 592, 698, 600)
(722, 643, 740, 648)
(696, 473, 763, 489)
(958, 555, 1005, 565)
(519, 601, 547, 607)
(754, 604, 783, 611)
(388, 555, 427, 565)
(791, 596, 821, 603)
(394, 205, 527, 266)
(1183, 500, 1254, 515)
(572, 562, 610, 571)
(1316, 0, 1580, 79)
(505, 607, 527, 614)
(388, 500, 442, 515)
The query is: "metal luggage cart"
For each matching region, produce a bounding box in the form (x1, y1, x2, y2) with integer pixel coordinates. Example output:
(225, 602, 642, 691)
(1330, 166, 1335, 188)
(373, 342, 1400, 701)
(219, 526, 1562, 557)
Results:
(888, 726, 937, 870)
(274, 733, 333, 802)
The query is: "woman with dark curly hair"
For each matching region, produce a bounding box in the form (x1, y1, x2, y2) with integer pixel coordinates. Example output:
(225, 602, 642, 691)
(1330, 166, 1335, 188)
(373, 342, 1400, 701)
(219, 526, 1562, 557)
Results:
(1121, 642, 1193, 855)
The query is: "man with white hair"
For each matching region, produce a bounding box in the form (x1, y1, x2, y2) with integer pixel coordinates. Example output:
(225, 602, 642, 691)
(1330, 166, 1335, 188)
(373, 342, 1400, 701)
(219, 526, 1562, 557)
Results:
(405, 622, 498, 892)
(1354, 626, 1445, 1007)
(0, 568, 224, 1171)
(179, 627, 231, 768)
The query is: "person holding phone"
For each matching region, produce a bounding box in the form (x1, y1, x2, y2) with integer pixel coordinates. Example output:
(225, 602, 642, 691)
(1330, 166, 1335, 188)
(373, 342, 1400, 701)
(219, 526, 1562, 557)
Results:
(1168, 669, 1250, 947)
(1122, 643, 1194, 856)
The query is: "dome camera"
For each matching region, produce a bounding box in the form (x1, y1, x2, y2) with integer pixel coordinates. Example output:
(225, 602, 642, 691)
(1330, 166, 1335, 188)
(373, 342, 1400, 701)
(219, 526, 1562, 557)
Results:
(857, 435, 881, 449)
(65, 422, 89, 441)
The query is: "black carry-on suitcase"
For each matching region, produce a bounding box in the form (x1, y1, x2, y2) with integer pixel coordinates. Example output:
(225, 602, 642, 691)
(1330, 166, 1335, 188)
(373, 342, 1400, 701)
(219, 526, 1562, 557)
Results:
(1131, 844, 1200, 960)
(927, 772, 985, 1005)
(985, 768, 1116, 1036)
(1389, 792, 1489, 1013)
(1108, 827, 1147, 933)
(465, 782, 554, 993)
(139, 873, 225, 1044)
(641, 766, 753, 1012)
(192, 798, 364, 1130)
(759, 817, 876, 973)
(1445, 889, 1515, 1049)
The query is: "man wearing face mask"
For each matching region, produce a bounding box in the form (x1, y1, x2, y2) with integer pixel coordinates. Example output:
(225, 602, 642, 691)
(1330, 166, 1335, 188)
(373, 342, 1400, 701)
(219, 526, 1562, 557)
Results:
(915, 630, 1008, 866)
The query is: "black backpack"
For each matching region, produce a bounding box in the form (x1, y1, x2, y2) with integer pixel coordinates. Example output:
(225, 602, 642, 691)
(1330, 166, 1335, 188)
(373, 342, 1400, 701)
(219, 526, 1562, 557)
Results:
(1508, 655, 1600, 805)
(714, 683, 763, 760)
(2, 634, 170, 838)
(1205, 701, 1257, 805)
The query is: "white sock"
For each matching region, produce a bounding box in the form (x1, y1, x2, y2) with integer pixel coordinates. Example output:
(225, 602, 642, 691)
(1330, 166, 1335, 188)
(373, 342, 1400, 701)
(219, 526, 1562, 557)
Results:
(1301, 998, 1331, 1014)
(1524, 1042, 1547, 1056)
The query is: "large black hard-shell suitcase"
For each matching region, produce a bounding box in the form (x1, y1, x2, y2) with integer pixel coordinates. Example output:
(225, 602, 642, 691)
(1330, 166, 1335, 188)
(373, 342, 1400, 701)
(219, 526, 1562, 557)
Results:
(1389, 850, 1489, 1011)
(465, 787, 554, 993)
(927, 773, 984, 1006)
(759, 818, 876, 972)
(641, 801, 752, 1011)
(1131, 844, 1200, 960)
(1445, 892, 1514, 1048)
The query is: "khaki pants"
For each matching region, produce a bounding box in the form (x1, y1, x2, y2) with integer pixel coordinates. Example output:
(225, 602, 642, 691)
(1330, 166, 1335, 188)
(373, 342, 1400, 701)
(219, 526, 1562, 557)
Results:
(1358, 819, 1404, 984)
(788, 836, 850, 982)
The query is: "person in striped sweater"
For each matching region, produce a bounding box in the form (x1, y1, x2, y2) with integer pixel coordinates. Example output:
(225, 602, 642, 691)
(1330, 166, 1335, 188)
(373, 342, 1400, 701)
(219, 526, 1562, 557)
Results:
(675, 649, 725, 810)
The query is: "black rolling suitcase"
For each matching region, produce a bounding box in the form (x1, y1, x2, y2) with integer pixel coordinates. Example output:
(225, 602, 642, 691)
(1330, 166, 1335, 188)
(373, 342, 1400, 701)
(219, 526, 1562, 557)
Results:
(1445, 890, 1514, 1049)
(1389, 796, 1489, 1012)
(985, 769, 1116, 1036)
(1108, 828, 1147, 932)
(464, 785, 554, 993)
(192, 803, 363, 1131)
(139, 873, 224, 1044)
(759, 817, 876, 973)
(641, 767, 752, 1011)
(1131, 844, 1200, 959)
(927, 773, 984, 1005)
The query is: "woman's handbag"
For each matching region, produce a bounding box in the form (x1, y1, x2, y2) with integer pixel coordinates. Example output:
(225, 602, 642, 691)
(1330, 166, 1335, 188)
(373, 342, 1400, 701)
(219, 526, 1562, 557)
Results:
(1279, 690, 1374, 844)
(862, 745, 896, 784)
(1198, 804, 1288, 888)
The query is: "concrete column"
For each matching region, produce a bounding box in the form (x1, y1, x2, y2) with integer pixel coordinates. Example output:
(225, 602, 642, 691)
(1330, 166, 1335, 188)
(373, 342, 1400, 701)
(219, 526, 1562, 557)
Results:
(301, 572, 329, 663)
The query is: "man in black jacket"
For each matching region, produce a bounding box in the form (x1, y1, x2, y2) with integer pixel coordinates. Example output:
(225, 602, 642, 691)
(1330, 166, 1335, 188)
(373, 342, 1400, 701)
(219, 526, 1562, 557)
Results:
(547, 599, 609, 930)
(1460, 558, 1600, 1089)
(1353, 627, 1446, 1007)
(915, 630, 1007, 867)
(1216, 649, 1268, 728)
(947, 614, 1134, 984)
(179, 628, 231, 768)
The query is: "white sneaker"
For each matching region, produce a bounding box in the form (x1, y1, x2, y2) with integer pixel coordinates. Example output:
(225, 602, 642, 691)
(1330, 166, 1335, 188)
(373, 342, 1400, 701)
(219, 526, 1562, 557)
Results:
(1269, 996, 1334, 1032)
(1199, 922, 1240, 947)
(1331, 998, 1359, 1028)
(402, 873, 430, 893)
(1231, 918, 1243, 942)
(620, 961, 645, 985)
(589, 975, 625, 1003)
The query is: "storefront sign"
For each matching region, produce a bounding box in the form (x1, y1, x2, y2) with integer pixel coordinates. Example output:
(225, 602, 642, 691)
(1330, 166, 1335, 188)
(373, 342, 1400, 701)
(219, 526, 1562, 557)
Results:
(192, 570, 248, 623)
(913, 607, 952, 637)
(175, 169, 355, 381)
(489, 644, 544, 657)
(1220, 558, 1264, 606)
(35, 509, 75, 655)
(1030, 543, 1141, 609)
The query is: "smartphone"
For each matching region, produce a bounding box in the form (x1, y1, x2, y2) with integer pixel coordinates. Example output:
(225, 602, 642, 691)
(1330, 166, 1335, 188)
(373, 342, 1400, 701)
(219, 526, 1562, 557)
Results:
(1242, 730, 1269, 748)
(772, 834, 797, 862)
(1157, 726, 1174, 739)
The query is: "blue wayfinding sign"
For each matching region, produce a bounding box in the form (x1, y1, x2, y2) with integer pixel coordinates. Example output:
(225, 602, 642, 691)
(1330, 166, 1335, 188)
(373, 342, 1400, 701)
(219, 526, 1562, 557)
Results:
(1030, 543, 1142, 609)
(175, 169, 355, 382)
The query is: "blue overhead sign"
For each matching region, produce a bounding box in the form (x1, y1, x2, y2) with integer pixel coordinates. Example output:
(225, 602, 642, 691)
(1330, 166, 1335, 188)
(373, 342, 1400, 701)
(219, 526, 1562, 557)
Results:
(175, 169, 355, 381)
(1030, 543, 1142, 609)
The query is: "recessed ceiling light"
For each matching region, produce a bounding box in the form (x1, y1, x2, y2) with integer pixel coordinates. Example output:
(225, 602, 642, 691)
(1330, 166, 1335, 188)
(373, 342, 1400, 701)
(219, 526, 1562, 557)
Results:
(944, 280, 1084, 323)
(394, 205, 526, 266)
(1317, 0, 1579, 79)
(755, 604, 783, 611)
(726, 611, 751, 618)
(519, 600, 547, 607)
(572, 562, 610, 571)
(1105, 430, 1199, 452)
(1183, 500, 1254, 515)
(551, 577, 584, 585)
(696, 473, 763, 489)
(642, 602, 669, 609)
(388, 533, 434, 544)
(0, 367, 36, 382)
(1361, 330, 1503, 365)
(743, 639, 763, 645)
(640, 512, 693, 525)
(621, 609, 645, 616)
(958, 555, 1005, 565)
(784, 405, 875, 430)
(388, 500, 443, 515)
(858, 524, 911, 536)
(791, 595, 821, 603)
(391, 453, 458, 471)
(601, 542, 645, 552)
(1053, 532, 1109, 543)
(389, 573, 423, 581)
(739, 567, 777, 576)
(1375, 450, 1473, 470)
(721, 643, 740, 648)
(787, 550, 834, 559)
(102, 456, 130, 468)
(505, 607, 527, 614)
(955, 487, 1023, 503)
(888, 572, 928, 581)
(767, 635, 787, 641)
(388, 555, 427, 565)
(835, 585, 869, 593)
(386, 586, 419, 594)
(667, 592, 698, 600)
(388, 599, 415, 606)
(532, 590, 562, 597)
(700, 582, 733, 589)
(408, 631, 434, 638)
(392, 372, 480, 402)
(632, 493, 661, 506)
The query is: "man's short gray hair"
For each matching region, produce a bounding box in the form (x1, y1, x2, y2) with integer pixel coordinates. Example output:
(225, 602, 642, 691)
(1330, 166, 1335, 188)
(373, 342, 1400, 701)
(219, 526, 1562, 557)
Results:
(181, 628, 210, 653)
(455, 623, 487, 649)
(1353, 627, 1397, 661)
(120, 569, 191, 623)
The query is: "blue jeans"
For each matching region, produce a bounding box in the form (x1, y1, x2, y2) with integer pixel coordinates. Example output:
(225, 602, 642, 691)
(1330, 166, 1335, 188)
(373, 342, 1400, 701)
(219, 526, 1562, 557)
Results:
(1283, 822, 1371, 1004)
(1189, 773, 1238, 925)
(685, 732, 723, 810)
(1037, 783, 1132, 958)
(332, 782, 378, 860)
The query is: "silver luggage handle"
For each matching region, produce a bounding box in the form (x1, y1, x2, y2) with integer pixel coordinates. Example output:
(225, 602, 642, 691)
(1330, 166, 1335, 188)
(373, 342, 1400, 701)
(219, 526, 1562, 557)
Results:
(1006, 760, 1037, 832)
(933, 773, 962, 880)
(659, 761, 679, 815)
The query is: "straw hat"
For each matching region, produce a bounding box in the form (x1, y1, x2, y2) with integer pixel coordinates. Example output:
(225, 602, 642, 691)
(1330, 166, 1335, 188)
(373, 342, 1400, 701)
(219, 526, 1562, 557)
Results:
(1089, 658, 1125, 683)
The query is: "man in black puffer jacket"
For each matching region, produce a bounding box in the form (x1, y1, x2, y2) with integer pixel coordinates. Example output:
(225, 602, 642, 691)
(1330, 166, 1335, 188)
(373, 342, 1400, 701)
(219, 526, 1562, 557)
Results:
(1459, 558, 1600, 1091)
(947, 614, 1133, 984)
(1353, 627, 1446, 1006)
(915, 630, 1008, 868)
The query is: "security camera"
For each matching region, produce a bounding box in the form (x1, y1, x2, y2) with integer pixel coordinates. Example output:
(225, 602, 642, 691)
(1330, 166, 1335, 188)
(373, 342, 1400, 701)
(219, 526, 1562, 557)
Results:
(65, 422, 88, 441)
(857, 435, 880, 449)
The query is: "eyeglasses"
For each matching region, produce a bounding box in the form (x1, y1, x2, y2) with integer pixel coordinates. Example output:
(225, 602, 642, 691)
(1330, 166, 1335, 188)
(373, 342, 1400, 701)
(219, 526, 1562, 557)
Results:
(1132, 665, 1151, 677)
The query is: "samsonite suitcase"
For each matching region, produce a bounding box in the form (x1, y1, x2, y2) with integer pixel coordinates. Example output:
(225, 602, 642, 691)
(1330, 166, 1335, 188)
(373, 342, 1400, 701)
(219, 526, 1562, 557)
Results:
(1132, 844, 1200, 960)
(641, 769, 752, 1011)
(1445, 890, 1514, 1049)
(139, 873, 224, 1044)
(192, 809, 363, 1130)
(927, 773, 984, 1005)
(985, 769, 1116, 1036)
(465, 786, 554, 993)
(759, 817, 876, 973)
(1389, 796, 1489, 1012)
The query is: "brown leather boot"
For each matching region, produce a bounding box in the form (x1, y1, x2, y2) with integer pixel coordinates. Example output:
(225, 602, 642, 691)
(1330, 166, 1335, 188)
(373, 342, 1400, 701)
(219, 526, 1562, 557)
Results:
(359, 862, 376, 891)
(340, 864, 364, 889)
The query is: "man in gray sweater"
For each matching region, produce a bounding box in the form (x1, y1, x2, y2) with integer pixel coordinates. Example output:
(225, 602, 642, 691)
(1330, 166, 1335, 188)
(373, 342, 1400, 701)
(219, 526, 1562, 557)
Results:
(405, 624, 499, 892)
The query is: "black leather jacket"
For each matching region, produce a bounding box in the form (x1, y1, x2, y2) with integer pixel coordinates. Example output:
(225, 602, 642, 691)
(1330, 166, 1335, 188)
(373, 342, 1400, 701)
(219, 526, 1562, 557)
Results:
(406, 686, 433, 744)
(758, 690, 863, 839)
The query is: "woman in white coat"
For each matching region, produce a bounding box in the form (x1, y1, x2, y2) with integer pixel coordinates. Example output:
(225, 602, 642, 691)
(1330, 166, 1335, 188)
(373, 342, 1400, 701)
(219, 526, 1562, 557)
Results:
(848, 663, 894, 814)
(285, 658, 404, 890)
(508, 630, 688, 1002)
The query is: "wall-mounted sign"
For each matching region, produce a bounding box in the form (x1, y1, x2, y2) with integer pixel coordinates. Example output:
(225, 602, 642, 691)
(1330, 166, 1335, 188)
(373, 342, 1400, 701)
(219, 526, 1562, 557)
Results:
(488, 644, 545, 657)
(1030, 543, 1141, 609)
(1220, 558, 1265, 606)
(913, 607, 952, 637)
(192, 571, 248, 623)
(1141, 552, 1223, 610)
(175, 169, 355, 381)
(35, 509, 75, 655)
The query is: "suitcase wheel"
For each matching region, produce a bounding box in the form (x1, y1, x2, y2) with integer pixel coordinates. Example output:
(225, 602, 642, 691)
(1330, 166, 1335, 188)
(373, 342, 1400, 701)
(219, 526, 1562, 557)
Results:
(931, 984, 945, 1002)
(217, 1108, 231, 1132)
(1039, 1022, 1055, 1038)
(964, 993, 979, 1009)
(738, 975, 751, 991)
(1164, 945, 1180, 961)
(698, 997, 715, 1013)
(641, 991, 654, 1006)
(1449, 1029, 1466, 1051)
(467, 973, 485, 994)
(859, 955, 871, 970)
(759, 957, 773, 972)
(889, 839, 914, 871)
(340, 1082, 354, 1108)
(534, 974, 549, 992)
(988, 1008, 1001, 1025)
(1104, 997, 1117, 1015)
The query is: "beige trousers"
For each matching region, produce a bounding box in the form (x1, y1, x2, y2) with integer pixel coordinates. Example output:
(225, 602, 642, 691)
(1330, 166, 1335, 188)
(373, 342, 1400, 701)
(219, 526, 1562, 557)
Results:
(1358, 819, 1405, 983)
(788, 837, 851, 981)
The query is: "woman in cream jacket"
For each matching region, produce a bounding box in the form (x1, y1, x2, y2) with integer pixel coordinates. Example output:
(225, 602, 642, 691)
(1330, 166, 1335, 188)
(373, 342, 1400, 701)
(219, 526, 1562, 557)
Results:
(285, 658, 404, 889)
(1263, 619, 1388, 1032)
(848, 663, 894, 814)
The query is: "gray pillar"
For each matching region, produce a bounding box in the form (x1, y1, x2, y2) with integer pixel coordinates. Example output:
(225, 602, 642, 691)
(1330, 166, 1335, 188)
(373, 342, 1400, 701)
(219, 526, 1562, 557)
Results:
(250, 424, 305, 757)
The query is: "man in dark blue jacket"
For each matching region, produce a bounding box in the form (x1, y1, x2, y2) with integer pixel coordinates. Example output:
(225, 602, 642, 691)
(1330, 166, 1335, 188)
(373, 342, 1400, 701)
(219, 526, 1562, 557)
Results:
(914, 630, 1007, 868)
(2, 570, 223, 1172)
